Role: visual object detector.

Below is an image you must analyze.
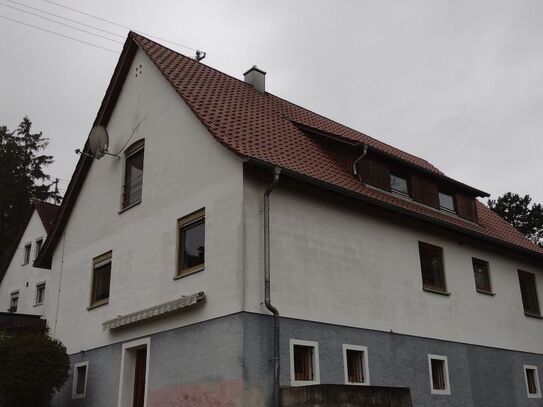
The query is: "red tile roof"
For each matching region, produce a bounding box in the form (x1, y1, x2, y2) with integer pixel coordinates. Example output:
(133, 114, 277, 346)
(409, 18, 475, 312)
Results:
(33, 199, 60, 234)
(130, 33, 543, 257)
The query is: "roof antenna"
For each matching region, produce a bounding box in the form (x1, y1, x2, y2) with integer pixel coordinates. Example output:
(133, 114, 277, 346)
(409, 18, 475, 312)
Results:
(195, 50, 206, 62)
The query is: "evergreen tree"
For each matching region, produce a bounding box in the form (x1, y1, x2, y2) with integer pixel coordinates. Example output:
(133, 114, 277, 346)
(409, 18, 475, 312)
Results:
(0, 117, 60, 266)
(488, 192, 543, 247)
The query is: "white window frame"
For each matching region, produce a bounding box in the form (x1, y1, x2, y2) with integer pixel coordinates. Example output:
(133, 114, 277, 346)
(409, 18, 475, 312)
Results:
(71, 361, 89, 399)
(342, 344, 370, 385)
(35, 281, 46, 306)
(289, 339, 320, 386)
(524, 365, 542, 398)
(118, 337, 150, 407)
(428, 354, 451, 395)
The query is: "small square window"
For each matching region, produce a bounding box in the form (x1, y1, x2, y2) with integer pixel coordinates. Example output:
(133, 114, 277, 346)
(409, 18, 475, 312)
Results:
(290, 339, 320, 386)
(343, 344, 370, 385)
(419, 242, 447, 293)
(428, 354, 450, 395)
(438, 191, 456, 214)
(390, 173, 409, 198)
(35, 238, 43, 260)
(35, 283, 46, 305)
(121, 140, 144, 210)
(23, 243, 31, 265)
(72, 362, 88, 399)
(9, 291, 19, 312)
(472, 258, 492, 294)
(90, 252, 112, 308)
(524, 365, 541, 398)
(177, 209, 205, 277)
(518, 270, 541, 317)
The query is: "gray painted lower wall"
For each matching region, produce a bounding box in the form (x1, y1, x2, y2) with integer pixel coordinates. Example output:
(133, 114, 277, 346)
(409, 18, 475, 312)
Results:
(53, 312, 543, 407)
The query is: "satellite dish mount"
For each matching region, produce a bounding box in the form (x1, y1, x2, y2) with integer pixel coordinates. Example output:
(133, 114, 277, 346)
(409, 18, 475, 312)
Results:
(77, 125, 119, 159)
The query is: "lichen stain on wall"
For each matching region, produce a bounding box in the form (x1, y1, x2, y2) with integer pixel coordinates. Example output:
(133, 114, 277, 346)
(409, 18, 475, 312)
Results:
(148, 379, 246, 407)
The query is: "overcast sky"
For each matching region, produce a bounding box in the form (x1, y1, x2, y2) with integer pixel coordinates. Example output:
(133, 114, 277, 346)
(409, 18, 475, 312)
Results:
(1, 0, 542, 202)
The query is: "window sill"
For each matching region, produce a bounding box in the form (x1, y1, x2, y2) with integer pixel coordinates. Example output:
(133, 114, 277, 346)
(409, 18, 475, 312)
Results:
(33, 303, 44, 307)
(524, 312, 543, 320)
(423, 287, 451, 296)
(174, 265, 205, 280)
(118, 200, 141, 214)
(476, 289, 495, 296)
(87, 299, 109, 310)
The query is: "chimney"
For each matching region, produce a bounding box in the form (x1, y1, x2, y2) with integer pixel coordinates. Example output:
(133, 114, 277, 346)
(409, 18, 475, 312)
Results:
(244, 65, 266, 93)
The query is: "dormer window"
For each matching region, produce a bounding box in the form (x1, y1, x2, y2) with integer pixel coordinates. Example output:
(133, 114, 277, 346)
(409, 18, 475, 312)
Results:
(438, 191, 455, 213)
(390, 173, 409, 198)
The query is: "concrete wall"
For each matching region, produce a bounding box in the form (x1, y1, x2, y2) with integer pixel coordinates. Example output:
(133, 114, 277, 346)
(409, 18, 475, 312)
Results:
(49, 48, 244, 353)
(243, 168, 543, 354)
(0, 211, 52, 319)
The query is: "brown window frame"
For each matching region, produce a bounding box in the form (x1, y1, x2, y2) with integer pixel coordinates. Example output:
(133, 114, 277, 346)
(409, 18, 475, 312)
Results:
(176, 209, 205, 278)
(89, 251, 112, 309)
(418, 242, 448, 294)
(23, 243, 31, 265)
(518, 270, 541, 317)
(390, 171, 410, 198)
(121, 139, 145, 211)
(35, 238, 43, 260)
(438, 190, 456, 214)
(472, 258, 493, 295)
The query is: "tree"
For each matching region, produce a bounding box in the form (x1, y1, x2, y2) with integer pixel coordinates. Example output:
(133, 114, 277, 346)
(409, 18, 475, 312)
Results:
(488, 192, 543, 247)
(0, 332, 69, 406)
(0, 117, 60, 265)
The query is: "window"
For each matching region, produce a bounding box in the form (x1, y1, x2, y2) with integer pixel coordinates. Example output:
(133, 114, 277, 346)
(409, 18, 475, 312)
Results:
(472, 258, 493, 294)
(90, 251, 112, 308)
(390, 173, 409, 198)
(23, 243, 31, 265)
(418, 242, 447, 293)
(72, 361, 88, 399)
(35, 238, 43, 260)
(518, 270, 541, 317)
(438, 191, 456, 213)
(290, 339, 320, 386)
(176, 209, 205, 277)
(9, 291, 19, 312)
(428, 354, 450, 395)
(118, 338, 150, 407)
(121, 139, 144, 210)
(524, 365, 542, 398)
(35, 282, 46, 305)
(343, 344, 370, 385)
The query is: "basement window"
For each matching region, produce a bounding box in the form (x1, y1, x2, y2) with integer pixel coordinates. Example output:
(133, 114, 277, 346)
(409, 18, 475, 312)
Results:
(176, 209, 205, 277)
(524, 365, 542, 398)
(428, 354, 450, 395)
(90, 251, 112, 308)
(419, 242, 448, 294)
(72, 361, 88, 399)
(290, 339, 320, 386)
(472, 258, 493, 294)
(518, 270, 541, 317)
(343, 344, 370, 385)
(23, 243, 31, 265)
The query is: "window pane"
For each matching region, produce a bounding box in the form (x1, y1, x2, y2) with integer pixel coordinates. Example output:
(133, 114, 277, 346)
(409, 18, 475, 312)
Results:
(36, 284, 45, 304)
(390, 174, 409, 196)
(294, 345, 313, 381)
(346, 349, 364, 383)
(24, 244, 31, 264)
(180, 220, 205, 271)
(438, 192, 455, 212)
(527, 369, 538, 394)
(431, 359, 445, 390)
(123, 149, 144, 208)
(76, 366, 86, 395)
(419, 243, 446, 291)
(92, 263, 111, 303)
(519, 271, 540, 316)
(473, 259, 491, 292)
(10, 294, 18, 312)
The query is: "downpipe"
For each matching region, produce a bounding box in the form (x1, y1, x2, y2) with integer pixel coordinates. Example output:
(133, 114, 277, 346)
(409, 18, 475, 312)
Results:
(264, 166, 281, 407)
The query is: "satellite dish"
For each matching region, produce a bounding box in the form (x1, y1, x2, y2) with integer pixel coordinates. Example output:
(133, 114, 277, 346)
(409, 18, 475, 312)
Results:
(88, 125, 109, 159)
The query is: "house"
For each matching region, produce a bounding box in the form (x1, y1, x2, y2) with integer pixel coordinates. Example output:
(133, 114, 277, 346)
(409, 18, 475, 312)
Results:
(0, 199, 58, 321)
(28, 32, 543, 406)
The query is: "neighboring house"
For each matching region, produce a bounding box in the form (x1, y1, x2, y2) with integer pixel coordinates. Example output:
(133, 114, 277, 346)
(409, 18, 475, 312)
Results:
(32, 32, 543, 407)
(0, 200, 59, 319)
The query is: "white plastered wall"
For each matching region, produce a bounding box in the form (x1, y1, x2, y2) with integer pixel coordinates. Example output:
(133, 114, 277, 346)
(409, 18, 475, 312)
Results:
(50, 49, 244, 353)
(0, 211, 52, 318)
(243, 170, 543, 354)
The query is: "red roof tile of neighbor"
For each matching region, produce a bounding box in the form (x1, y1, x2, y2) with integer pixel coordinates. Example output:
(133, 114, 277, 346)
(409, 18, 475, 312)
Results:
(128, 33, 543, 257)
(33, 32, 543, 268)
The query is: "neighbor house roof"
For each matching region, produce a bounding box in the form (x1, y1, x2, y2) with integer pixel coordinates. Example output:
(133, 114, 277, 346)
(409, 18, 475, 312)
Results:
(0, 200, 59, 283)
(35, 32, 543, 267)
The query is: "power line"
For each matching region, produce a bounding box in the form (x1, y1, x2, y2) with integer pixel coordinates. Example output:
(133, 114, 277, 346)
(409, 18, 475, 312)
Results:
(44, 0, 199, 52)
(0, 2, 123, 44)
(0, 14, 120, 53)
(7, 0, 125, 39)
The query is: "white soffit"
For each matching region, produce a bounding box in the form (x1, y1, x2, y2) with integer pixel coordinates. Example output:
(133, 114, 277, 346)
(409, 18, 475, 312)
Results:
(102, 291, 205, 331)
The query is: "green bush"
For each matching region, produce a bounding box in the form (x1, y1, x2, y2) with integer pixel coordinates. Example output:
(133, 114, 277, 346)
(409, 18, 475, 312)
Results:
(0, 332, 69, 407)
